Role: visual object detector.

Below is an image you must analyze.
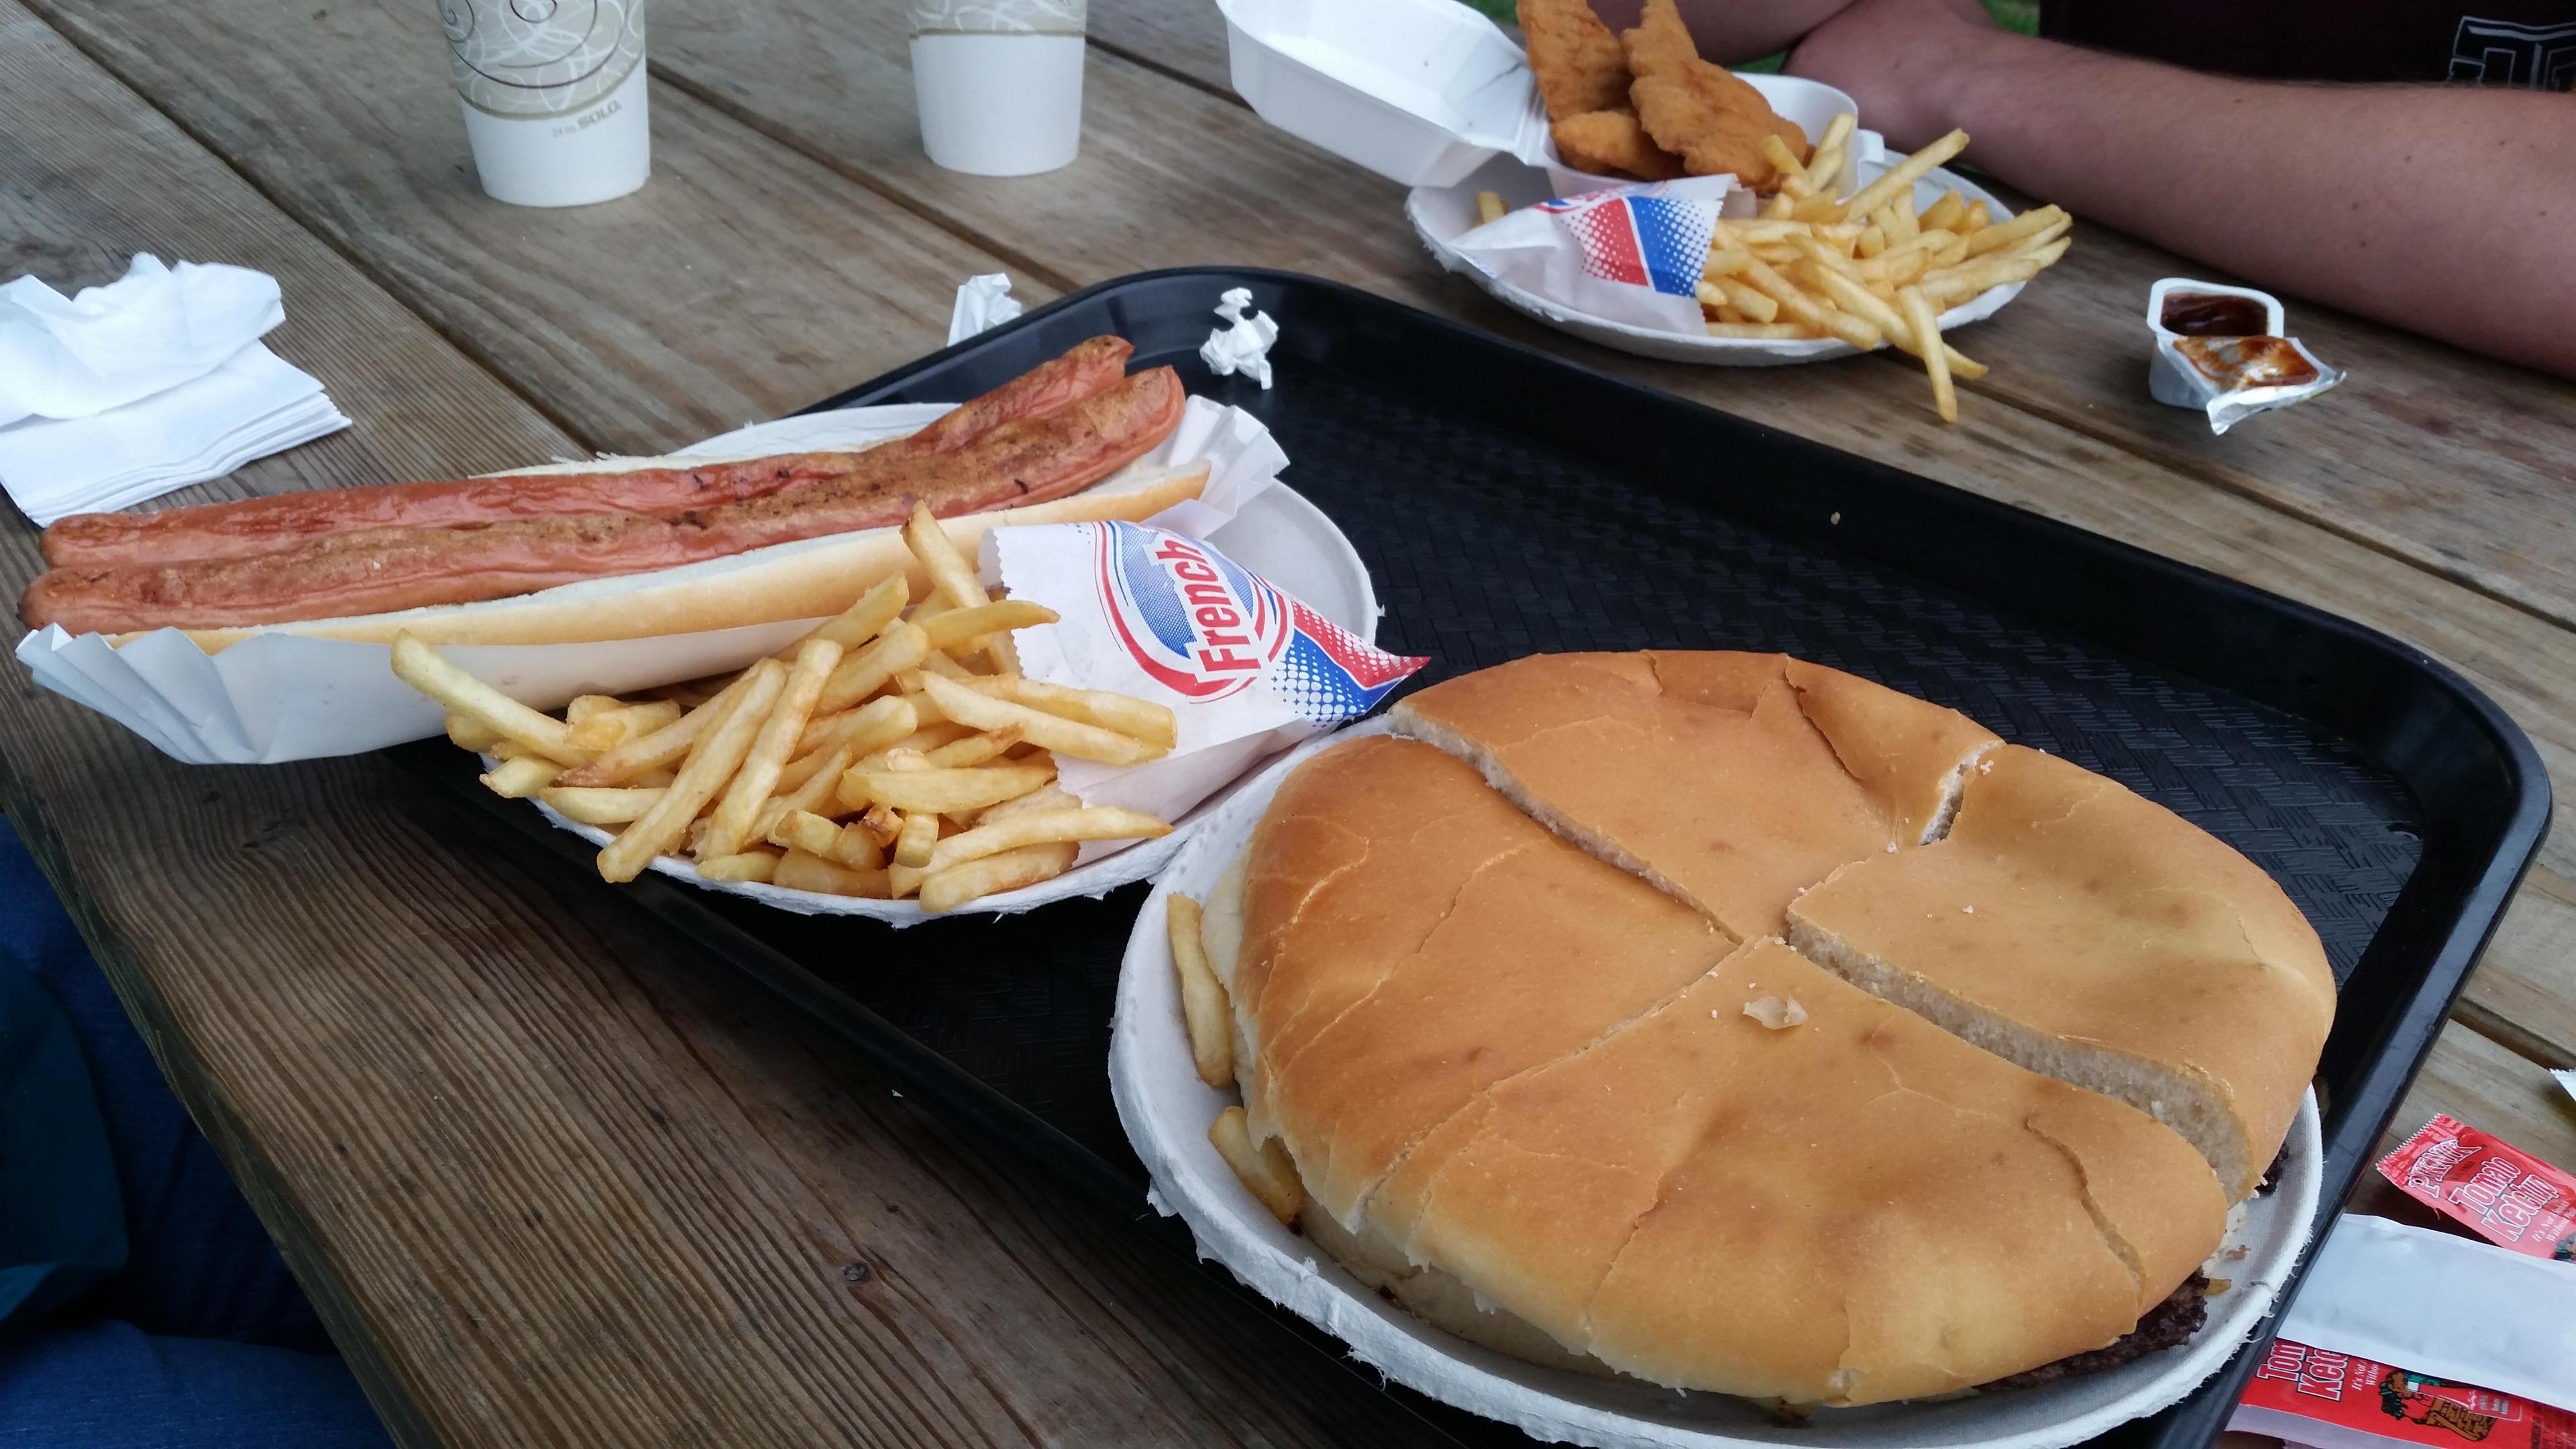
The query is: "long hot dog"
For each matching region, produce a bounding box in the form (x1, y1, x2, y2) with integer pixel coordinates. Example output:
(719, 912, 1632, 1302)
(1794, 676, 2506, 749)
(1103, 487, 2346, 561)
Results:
(38, 337, 1137, 570)
(22, 366, 1185, 636)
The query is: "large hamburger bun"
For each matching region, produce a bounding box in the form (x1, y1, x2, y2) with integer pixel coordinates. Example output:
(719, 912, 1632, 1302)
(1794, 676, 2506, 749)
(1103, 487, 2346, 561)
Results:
(1387, 651, 1997, 939)
(1786, 744, 2336, 1199)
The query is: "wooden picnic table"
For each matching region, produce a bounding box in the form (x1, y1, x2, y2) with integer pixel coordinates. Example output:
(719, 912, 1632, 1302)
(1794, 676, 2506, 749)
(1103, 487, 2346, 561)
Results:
(3, 0, 2571, 1442)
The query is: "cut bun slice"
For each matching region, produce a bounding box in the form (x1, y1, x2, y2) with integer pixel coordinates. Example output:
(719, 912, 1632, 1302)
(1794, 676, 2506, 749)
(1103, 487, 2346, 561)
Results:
(1222, 734, 1733, 1222)
(1786, 744, 2336, 1200)
(1388, 651, 1998, 939)
(158, 464, 1208, 653)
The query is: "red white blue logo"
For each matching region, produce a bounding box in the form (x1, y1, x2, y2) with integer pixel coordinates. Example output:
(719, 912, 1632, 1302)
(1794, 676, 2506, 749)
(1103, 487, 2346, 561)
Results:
(1537, 191, 1713, 298)
(1094, 522, 1291, 700)
(1085, 523, 1428, 722)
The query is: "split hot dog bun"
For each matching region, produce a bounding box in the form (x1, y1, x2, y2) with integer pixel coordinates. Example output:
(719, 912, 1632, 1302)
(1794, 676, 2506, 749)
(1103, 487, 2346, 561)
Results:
(1194, 651, 2333, 1405)
(165, 462, 1208, 653)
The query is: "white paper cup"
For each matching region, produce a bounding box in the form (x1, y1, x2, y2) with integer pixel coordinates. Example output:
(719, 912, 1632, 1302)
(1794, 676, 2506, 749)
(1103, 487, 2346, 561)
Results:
(910, 32, 1086, 177)
(438, 0, 653, 207)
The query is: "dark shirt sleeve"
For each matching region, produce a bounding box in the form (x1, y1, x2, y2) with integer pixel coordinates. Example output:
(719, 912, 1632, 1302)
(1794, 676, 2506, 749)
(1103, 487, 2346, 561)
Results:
(2041, 0, 2576, 88)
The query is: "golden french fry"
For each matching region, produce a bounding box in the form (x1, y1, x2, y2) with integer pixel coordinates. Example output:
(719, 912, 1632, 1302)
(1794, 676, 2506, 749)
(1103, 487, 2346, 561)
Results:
(1805, 266, 1987, 380)
(1741, 258, 1881, 350)
(1760, 133, 1811, 198)
(569, 698, 684, 751)
(1703, 246, 1754, 278)
(1167, 894, 1233, 1088)
(1208, 1106, 1301, 1226)
(1920, 189, 1968, 234)
(904, 501, 988, 612)
(480, 754, 561, 798)
(1475, 189, 1507, 225)
(859, 803, 902, 844)
(1803, 147, 1842, 197)
(920, 674, 1165, 765)
(1760, 191, 1795, 219)
(773, 849, 891, 898)
(768, 808, 843, 859)
(630, 767, 678, 789)
(1788, 232, 1863, 282)
(1892, 192, 1921, 243)
(1961, 199, 1992, 233)
(1715, 278, 1778, 323)
(701, 637, 843, 860)
(920, 600, 1058, 655)
(846, 762, 1059, 816)
(923, 727, 1021, 768)
(1790, 191, 1845, 223)
(830, 822, 885, 871)
(790, 695, 920, 773)
(1842, 127, 1969, 221)
(917, 841, 1080, 912)
(974, 782, 1078, 826)
(953, 676, 1177, 749)
(1705, 322, 1811, 339)
(914, 651, 975, 683)
(1919, 247, 2060, 307)
(445, 712, 504, 753)
(814, 621, 930, 715)
(565, 694, 621, 724)
(597, 659, 784, 883)
(1900, 285, 1957, 424)
(782, 572, 907, 660)
(879, 747, 935, 773)
(893, 811, 940, 868)
(753, 738, 869, 843)
(1964, 204, 2068, 259)
(695, 850, 780, 883)
(540, 786, 666, 826)
(1817, 111, 1856, 158)
(924, 806, 1172, 875)
(1856, 223, 1887, 259)
(392, 634, 591, 765)
(553, 671, 752, 787)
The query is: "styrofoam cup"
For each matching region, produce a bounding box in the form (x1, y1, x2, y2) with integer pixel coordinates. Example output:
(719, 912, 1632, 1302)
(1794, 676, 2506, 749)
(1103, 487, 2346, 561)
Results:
(912, 32, 1086, 177)
(439, 0, 653, 208)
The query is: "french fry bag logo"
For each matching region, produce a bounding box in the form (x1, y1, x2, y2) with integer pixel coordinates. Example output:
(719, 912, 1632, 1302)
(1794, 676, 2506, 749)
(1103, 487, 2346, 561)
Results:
(1093, 523, 1291, 701)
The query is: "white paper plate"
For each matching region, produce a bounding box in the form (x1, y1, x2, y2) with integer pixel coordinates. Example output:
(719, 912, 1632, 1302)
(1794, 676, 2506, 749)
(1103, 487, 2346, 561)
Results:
(525, 480, 1379, 925)
(1410, 158, 2029, 367)
(1110, 719, 2324, 1449)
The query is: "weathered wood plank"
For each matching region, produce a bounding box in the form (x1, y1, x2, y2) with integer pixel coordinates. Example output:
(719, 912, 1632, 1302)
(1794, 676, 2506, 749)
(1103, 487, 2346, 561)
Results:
(1, 11, 1422, 1446)
(16, 0, 1051, 454)
(1088, 0, 1233, 93)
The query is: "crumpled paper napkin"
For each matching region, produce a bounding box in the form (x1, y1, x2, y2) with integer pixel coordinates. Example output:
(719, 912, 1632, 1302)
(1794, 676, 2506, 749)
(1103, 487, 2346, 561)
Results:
(1198, 287, 1278, 389)
(0, 254, 348, 525)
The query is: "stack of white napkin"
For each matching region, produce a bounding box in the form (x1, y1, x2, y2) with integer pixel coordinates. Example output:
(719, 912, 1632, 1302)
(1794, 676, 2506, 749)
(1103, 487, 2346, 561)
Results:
(0, 254, 349, 526)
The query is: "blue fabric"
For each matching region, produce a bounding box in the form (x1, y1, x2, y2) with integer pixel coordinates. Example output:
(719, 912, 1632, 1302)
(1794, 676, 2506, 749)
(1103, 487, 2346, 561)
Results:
(0, 1322, 386, 1449)
(0, 815, 387, 1445)
(0, 957, 124, 1328)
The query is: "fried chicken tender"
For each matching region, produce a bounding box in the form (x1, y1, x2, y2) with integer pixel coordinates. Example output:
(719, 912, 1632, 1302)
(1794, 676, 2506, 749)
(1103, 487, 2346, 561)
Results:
(1551, 109, 1686, 180)
(1621, 0, 1809, 191)
(1519, 0, 1631, 119)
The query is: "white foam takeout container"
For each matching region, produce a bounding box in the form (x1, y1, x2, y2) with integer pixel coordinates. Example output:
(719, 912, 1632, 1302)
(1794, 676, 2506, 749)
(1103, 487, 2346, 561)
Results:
(1111, 718, 2325, 1449)
(1215, 0, 1552, 187)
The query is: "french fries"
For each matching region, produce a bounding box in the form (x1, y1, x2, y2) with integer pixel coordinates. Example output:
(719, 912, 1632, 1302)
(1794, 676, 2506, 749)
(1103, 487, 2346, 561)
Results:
(397, 498, 1180, 909)
(1167, 894, 1232, 1089)
(1696, 121, 2074, 421)
(1209, 1105, 1301, 1226)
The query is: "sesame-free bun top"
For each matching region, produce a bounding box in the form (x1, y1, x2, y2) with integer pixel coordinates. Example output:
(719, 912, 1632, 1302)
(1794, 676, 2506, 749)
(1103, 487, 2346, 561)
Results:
(1787, 744, 2337, 1199)
(1220, 748, 2228, 1405)
(1387, 651, 1998, 939)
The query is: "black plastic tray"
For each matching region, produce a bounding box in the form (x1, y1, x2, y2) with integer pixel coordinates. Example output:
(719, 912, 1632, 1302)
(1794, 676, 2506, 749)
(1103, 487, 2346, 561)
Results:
(409, 268, 2550, 1448)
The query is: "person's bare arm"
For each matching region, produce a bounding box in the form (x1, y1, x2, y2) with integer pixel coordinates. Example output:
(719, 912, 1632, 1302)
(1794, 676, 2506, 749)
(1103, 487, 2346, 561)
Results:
(1589, 0, 1855, 65)
(1784, 0, 2576, 376)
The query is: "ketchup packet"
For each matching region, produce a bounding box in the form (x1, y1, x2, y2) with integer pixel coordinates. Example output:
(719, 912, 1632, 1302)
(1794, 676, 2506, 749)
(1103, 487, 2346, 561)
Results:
(987, 521, 1426, 855)
(1449, 176, 1745, 337)
(2232, 1338, 2576, 1449)
(2377, 1115, 2576, 1262)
